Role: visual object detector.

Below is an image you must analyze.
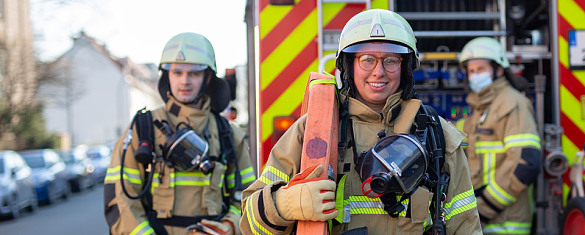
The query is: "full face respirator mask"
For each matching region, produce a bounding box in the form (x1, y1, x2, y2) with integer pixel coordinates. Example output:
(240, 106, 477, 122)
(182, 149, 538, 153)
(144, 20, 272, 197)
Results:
(155, 120, 214, 174)
(356, 134, 428, 198)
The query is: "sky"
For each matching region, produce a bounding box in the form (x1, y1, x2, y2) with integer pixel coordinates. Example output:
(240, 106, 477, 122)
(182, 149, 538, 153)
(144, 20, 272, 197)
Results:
(30, 0, 249, 77)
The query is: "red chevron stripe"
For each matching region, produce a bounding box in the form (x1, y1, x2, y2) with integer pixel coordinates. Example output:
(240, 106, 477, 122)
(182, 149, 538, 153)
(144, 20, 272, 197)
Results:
(260, 0, 269, 12)
(560, 66, 585, 99)
(260, 0, 316, 62)
(558, 12, 572, 40)
(324, 4, 364, 30)
(291, 103, 302, 119)
(561, 113, 585, 150)
(261, 138, 272, 168)
(576, 0, 585, 13)
(260, 40, 318, 112)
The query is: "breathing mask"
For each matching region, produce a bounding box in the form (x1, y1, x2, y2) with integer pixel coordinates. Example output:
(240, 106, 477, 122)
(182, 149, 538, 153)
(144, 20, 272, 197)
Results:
(156, 121, 214, 174)
(468, 72, 493, 93)
(356, 134, 428, 198)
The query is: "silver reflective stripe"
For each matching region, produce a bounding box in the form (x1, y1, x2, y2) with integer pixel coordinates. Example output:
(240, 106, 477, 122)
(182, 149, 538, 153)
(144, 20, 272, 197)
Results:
(258, 166, 288, 185)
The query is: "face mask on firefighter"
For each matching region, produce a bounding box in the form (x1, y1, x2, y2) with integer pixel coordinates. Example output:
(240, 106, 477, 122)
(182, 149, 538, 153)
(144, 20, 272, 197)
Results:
(356, 134, 428, 198)
(468, 72, 493, 93)
(157, 121, 214, 174)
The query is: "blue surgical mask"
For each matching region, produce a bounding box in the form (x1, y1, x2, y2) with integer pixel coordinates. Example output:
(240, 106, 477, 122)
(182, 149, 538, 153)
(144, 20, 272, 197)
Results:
(468, 72, 493, 93)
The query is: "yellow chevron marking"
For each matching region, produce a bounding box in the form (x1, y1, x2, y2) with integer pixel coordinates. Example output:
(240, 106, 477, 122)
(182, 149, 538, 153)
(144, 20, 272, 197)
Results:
(562, 134, 581, 166)
(371, 0, 389, 9)
(261, 59, 318, 142)
(574, 70, 585, 88)
(261, 9, 317, 90)
(559, 0, 585, 29)
(324, 51, 337, 72)
(560, 85, 585, 137)
(322, 3, 345, 26)
(259, 1, 297, 39)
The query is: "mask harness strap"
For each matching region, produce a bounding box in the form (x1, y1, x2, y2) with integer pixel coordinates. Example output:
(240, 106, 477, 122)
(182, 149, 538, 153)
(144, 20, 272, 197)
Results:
(118, 108, 168, 235)
(416, 105, 449, 235)
(213, 112, 244, 210)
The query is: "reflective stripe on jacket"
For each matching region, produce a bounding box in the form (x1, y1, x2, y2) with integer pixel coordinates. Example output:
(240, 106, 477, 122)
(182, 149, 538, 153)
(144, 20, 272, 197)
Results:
(463, 77, 541, 234)
(104, 95, 255, 235)
(240, 92, 482, 235)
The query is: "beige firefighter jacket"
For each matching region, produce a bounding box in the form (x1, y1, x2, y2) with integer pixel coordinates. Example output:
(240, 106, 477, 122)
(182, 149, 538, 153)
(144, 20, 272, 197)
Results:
(104, 95, 256, 235)
(462, 77, 542, 234)
(240, 92, 482, 234)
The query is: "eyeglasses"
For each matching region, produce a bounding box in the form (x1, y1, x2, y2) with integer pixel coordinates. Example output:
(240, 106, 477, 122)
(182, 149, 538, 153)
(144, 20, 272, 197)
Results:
(356, 54, 403, 72)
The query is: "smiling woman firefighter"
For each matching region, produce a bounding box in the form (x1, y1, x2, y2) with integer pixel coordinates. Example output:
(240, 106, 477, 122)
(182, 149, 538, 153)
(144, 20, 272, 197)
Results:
(240, 9, 481, 235)
(104, 32, 255, 235)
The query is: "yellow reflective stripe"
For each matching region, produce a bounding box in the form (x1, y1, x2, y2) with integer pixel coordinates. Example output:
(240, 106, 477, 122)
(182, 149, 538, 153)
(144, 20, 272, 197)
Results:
(228, 167, 257, 189)
(230, 205, 241, 216)
(475, 141, 505, 154)
(130, 221, 154, 235)
(258, 166, 289, 185)
(105, 166, 142, 184)
(174, 172, 210, 186)
(504, 134, 541, 150)
(483, 152, 516, 205)
(241, 167, 257, 184)
(482, 152, 492, 186)
(347, 196, 386, 215)
(219, 173, 225, 189)
(443, 188, 477, 221)
(245, 192, 273, 235)
(483, 221, 531, 234)
(334, 175, 347, 223)
(398, 198, 409, 217)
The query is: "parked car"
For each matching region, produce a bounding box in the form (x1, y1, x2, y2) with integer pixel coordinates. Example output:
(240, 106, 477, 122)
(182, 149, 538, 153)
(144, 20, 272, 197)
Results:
(85, 145, 111, 183)
(19, 149, 70, 205)
(58, 147, 95, 192)
(0, 150, 37, 219)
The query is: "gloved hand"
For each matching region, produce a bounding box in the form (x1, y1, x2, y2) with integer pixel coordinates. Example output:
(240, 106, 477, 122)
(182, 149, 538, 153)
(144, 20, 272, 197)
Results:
(274, 164, 338, 221)
(189, 219, 233, 235)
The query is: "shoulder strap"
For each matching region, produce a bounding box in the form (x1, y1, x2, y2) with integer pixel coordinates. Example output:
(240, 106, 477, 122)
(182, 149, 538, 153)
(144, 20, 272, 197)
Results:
(212, 112, 244, 210)
(127, 108, 168, 235)
(417, 105, 449, 235)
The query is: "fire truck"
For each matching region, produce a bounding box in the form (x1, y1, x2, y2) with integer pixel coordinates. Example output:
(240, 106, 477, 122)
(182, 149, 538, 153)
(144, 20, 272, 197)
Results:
(243, 0, 585, 233)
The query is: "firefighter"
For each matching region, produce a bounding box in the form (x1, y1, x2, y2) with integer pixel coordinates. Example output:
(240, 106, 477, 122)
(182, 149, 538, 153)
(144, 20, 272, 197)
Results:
(104, 32, 256, 235)
(240, 9, 481, 234)
(458, 37, 542, 234)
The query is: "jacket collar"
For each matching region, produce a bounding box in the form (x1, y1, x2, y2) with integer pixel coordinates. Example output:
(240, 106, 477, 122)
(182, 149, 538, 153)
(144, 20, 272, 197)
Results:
(163, 94, 211, 132)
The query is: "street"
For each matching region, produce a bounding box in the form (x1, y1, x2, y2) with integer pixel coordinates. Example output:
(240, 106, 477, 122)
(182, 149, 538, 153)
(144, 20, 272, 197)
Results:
(0, 185, 109, 235)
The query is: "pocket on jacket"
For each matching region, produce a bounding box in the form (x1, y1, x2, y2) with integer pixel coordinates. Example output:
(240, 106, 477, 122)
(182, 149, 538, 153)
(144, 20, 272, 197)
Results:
(204, 162, 226, 215)
(410, 186, 432, 224)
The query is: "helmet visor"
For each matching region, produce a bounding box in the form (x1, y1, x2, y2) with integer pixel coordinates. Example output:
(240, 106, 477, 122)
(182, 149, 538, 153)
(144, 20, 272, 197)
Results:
(357, 134, 427, 197)
(161, 63, 208, 72)
(342, 42, 413, 54)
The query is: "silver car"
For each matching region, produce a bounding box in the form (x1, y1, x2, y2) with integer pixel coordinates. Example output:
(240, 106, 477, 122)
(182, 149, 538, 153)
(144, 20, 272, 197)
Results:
(0, 150, 37, 219)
